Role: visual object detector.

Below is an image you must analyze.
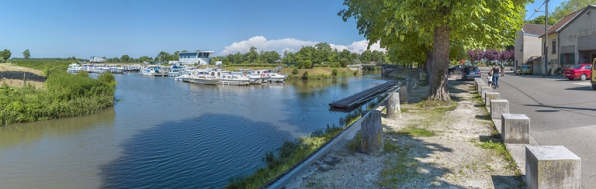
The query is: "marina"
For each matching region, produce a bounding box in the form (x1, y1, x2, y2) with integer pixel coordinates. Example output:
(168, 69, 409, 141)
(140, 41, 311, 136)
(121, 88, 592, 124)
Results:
(0, 73, 387, 189)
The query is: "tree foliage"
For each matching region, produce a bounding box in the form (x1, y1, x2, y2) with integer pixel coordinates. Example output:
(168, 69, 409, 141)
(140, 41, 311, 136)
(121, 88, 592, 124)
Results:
(1, 49, 11, 62)
(22, 49, 31, 59)
(339, 0, 529, 101)
(551, 0, 596, 20)
(526, 15, 558, 25)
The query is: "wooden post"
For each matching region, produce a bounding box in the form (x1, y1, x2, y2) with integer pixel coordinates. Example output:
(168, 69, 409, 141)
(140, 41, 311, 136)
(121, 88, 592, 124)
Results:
(361, 110, 384, 154)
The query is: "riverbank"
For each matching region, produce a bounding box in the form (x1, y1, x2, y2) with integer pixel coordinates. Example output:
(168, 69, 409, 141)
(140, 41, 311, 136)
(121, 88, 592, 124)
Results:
(284, 76, 523, 188)
(0, 60, 116, 126)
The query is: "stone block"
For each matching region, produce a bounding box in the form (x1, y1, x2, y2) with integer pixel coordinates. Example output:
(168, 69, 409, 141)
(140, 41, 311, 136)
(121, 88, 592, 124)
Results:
(361, 110, 383, 154)
(399, 84, 408, 103)
(481, 86, 492, 99)
(501, 114, 530, 144)
(474, 78, 484, 88)
(386, 92, 400, 119)
(490, 99, 509, 120)
(526, 146, 581, 189)
(485, 92, 500, 107)
(477, 83, 487, 94)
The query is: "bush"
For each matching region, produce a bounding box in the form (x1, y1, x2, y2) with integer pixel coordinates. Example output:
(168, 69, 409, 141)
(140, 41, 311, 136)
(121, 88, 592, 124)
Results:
(0, 60, 116, 125)
(302, 71, 309, 80)
(292, 67, 299, 75)
(332, 69, 338, 77)
(76, 71, 89, 78)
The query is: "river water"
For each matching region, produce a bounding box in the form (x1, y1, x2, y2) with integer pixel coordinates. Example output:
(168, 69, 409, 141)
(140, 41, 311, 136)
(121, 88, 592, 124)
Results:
(0, 72, 385, 188)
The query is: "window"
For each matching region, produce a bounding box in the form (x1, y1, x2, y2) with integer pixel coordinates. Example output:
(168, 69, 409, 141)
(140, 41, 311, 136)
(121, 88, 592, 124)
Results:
(552, 39, 556, 53)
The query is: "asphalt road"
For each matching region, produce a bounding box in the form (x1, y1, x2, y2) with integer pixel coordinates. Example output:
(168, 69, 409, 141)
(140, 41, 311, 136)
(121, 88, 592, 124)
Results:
(483, 71, 596, 188)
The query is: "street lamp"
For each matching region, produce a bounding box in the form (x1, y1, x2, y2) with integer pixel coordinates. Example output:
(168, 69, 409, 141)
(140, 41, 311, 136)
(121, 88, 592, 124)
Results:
(535, 0, 549, 76)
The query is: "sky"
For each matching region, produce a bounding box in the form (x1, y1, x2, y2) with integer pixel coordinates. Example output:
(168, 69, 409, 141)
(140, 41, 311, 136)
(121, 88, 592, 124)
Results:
(0, 0, 571, 59)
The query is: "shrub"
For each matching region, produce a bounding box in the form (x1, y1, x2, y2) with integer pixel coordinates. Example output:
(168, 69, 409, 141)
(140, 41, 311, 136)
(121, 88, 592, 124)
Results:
(302, 71, 309, 80)
(76, 71, 89, 78)
(332, 69, 338, 77)
(292, 67, 299, 75)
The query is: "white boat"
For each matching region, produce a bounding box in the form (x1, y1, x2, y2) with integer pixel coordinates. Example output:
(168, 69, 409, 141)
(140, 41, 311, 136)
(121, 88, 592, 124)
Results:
(141, 65, 167, 76)
(266, 72, 286, 83)
(168, 68, 182, 77)
(107, 65, 125, 74)
(188, 69, 219, 85)
(248, 70, 270, 84)
(219, 72, 250, 86)
(67, 63, 82, 73)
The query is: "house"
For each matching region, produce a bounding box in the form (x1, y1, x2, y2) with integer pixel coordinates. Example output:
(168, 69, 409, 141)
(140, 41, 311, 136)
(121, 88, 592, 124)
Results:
(539, 8, 583, 75)
(89, 56, 106, 63)
(514, 23, 551, 75)
(556, 5, 596, 69)
(178, 51, 215, 65)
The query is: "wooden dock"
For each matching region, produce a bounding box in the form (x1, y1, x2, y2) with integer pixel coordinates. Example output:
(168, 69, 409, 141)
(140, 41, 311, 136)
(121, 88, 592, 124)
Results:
(329, 80, 399, 109)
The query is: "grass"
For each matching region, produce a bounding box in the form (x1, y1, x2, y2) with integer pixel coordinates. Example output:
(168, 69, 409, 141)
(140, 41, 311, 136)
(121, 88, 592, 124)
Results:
(377, 140, 420, 187)
(1, 60, 116, 125)
(226, 124, 346, 189)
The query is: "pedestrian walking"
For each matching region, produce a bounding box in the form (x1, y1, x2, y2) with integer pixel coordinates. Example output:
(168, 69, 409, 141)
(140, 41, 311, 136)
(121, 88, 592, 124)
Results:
(487, 71, 493, 88)
(492, 65, 501, 88)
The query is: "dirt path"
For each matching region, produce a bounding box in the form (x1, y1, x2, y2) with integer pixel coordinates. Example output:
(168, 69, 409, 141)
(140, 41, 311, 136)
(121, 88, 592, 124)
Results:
(0, 63, 45, 89)
(284, 77, 523, 189)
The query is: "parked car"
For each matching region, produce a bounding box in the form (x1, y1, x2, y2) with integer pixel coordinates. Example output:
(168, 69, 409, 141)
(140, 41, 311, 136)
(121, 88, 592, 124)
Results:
(448, 65, 465, 75)
(462, 66, 481, 80)
(516, 65, 531, 75)
(564, 63, 592, 80)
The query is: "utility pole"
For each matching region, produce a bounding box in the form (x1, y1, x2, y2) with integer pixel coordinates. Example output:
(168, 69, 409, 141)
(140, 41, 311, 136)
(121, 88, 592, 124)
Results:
(545, 0, 549, 76)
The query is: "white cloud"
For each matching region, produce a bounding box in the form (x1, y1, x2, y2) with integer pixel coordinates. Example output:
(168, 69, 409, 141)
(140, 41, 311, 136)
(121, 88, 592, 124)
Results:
(220, 36, 385, 55)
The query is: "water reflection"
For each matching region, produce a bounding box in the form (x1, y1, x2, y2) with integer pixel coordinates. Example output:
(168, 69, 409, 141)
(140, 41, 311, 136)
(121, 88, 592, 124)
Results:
(0, 73, 386, 188)
(99, 113, 294, 189)
(0, 107, 115, 149)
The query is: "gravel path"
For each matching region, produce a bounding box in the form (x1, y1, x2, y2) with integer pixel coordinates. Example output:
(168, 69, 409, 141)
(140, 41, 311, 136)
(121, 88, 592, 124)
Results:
(284, 76, 523, 189)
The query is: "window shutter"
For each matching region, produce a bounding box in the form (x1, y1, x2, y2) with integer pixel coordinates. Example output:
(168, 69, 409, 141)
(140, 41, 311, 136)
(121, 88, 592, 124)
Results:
(571, 53, 575, 64)
(560, 54, 565, 64)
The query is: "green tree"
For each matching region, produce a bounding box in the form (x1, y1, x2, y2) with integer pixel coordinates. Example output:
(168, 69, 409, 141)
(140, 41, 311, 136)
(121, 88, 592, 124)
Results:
(282, 51, 295, 65)
(1, 49, 12, 62)
(360, 50, 372, 63)
(526, 15, 557, 25)
(339, 49, 352, 62)
(157, 51, 170, 62)
(22, 49, 31, 59)
(551, 0, 596, 20)
(247, 46, 259, 63)
(339, 0, 528, 101)
(121, 54, 130, 63)
(139, 56, 152, 62)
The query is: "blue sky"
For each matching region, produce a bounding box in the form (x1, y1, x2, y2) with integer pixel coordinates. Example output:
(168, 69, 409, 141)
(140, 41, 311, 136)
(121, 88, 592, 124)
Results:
(0, 0, 570, 59)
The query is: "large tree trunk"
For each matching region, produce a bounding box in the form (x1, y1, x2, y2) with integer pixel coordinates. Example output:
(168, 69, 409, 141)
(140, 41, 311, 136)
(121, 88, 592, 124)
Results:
(425, 49, 432, 85)
(427, 24, 451, 101)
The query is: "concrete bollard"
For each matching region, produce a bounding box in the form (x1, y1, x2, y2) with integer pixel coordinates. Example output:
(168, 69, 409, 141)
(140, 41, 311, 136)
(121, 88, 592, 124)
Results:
(481, 86, 492, 99)
(399, 84, 408, 103)
(386, 92, 400, 119)
(490, 99, 509, 120)
(501, 114, 530, 144)
(474, 78, 483, 88)
(477, 84, 487, 94)
(485, 92, 500, 107)
(361, 110, 384, 155)
(526, 146, 581, 189)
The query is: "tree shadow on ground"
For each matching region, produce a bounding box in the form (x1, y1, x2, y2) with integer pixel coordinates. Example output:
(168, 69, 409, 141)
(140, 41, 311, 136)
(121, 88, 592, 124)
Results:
(98, 113, 296, 189)
(379, 131, 476, 188)
(0, 71, 46, 82)
(491, 175, 525, 189)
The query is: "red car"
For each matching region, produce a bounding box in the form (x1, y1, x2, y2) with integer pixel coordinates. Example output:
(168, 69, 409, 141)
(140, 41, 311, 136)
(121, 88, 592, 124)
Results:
(564, 63, 593, 80)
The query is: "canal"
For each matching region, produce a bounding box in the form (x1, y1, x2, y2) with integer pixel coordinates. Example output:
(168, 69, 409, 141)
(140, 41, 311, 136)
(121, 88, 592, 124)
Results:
(0, 72, 386, 188)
